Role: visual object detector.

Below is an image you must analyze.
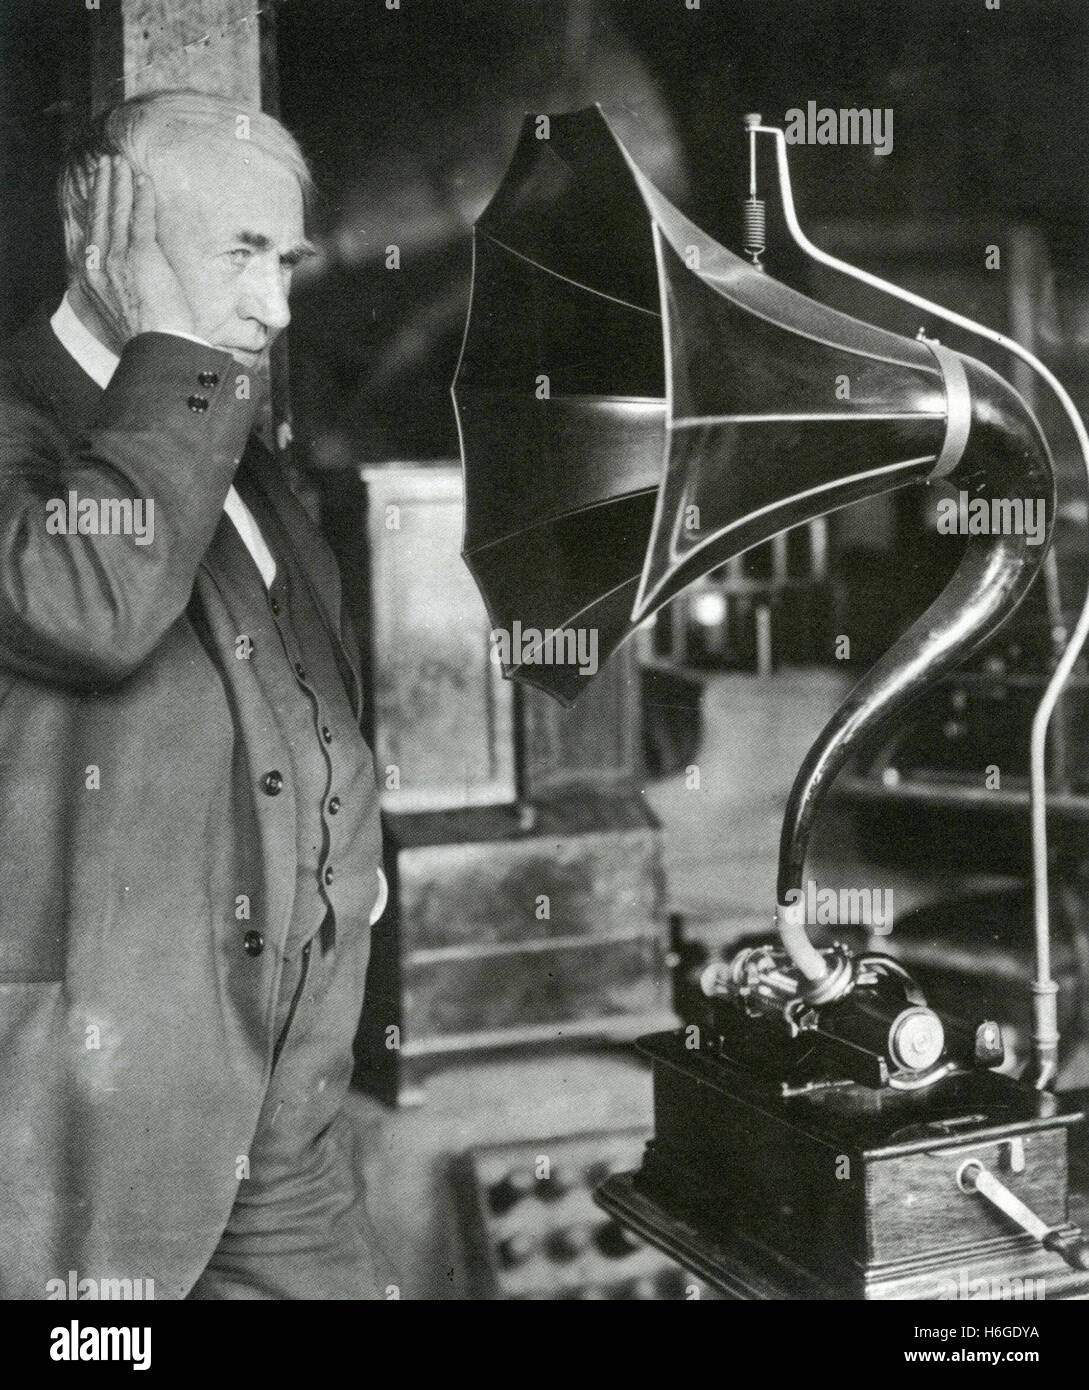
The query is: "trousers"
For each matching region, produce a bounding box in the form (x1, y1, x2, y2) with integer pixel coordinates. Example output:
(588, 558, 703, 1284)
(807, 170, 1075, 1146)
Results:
(188, 915, 393, 1300)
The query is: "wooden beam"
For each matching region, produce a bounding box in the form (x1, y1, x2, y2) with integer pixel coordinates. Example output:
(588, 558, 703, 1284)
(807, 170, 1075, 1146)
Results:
(92, 0, 262, 111)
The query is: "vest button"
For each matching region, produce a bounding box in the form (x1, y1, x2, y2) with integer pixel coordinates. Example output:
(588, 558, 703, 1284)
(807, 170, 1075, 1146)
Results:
(187, 394, 209, 413)
(328, 796, 341, 815)
(261, 769, 284, 795)
(295, 662, 306, 679)
(243, 930, 264, 957)
(323, 864, 334, 886)
(321, 725, 332, 744)
(197, 370, 219, 388)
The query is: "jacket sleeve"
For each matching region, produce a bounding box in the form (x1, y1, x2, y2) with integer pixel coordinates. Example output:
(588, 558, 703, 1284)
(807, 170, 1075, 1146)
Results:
(0, 332, 255, 688)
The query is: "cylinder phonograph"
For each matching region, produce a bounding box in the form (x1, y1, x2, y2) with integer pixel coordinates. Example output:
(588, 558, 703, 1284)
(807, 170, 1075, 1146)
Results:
(452, 106, 1089, 1298)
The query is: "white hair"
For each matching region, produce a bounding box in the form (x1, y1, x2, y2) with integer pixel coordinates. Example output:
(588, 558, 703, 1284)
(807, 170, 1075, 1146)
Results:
(58, 89, 314, 279)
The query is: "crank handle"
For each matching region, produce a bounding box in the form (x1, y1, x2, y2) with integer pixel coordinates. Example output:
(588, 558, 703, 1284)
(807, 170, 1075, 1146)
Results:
(957, 1158, 1089, 1272)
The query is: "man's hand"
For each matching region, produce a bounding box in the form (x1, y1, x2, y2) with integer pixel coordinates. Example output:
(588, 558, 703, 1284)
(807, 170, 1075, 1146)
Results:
(79, 156, 197, 347)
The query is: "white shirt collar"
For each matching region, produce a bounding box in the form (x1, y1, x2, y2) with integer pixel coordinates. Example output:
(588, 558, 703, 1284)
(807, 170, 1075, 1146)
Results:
(50, 292, 120, 389)
(48, 292, 277, 589)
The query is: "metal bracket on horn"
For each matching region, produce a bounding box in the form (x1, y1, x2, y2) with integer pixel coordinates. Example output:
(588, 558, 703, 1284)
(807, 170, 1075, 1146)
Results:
(917, 334, 972, 480)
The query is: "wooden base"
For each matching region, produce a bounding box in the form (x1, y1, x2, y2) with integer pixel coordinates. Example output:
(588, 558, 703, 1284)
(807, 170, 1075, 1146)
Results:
(596, 1172, 1089, 1299)
(593, 1031, 1089, 1299)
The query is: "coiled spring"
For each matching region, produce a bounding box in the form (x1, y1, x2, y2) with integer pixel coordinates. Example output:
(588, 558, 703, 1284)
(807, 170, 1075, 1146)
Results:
(742, 196, 766, 267)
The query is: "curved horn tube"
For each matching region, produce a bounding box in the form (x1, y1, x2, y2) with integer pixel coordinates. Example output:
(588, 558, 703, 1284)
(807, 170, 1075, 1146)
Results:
(776, 355, 1055, 985)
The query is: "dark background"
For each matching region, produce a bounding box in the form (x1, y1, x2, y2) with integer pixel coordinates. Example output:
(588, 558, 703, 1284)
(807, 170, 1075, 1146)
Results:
(278, 0, 1089, 464)
(3, 0, 1086, 464)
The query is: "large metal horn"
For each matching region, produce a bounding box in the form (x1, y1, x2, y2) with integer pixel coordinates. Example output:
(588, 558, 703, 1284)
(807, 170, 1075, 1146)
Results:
(453, 104, 1054, 1003)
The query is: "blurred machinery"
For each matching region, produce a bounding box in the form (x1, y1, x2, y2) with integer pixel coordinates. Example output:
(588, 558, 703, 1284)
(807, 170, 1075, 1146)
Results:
(647, 520, 834, 674)
(452, 1128, 714, 1299)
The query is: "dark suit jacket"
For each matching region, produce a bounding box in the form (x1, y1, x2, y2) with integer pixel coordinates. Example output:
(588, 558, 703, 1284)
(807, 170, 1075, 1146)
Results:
(0, 307, 381, 1298)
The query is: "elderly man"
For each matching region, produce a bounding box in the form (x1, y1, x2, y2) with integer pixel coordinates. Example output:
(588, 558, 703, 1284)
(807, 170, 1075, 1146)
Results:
(0, 89, 390, 1299)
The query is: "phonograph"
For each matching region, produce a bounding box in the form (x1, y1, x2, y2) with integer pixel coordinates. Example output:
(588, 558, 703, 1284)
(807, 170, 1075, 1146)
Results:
(451, 106, 1089, 1298)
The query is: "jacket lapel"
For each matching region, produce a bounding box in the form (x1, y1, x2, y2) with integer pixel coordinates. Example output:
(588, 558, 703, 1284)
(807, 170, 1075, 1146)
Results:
(235, 446, 364, 721)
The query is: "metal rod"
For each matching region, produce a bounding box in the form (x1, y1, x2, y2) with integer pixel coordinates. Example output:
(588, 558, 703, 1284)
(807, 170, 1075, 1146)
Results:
(754, 121, 1089, 1090)
(809, 517, 829, 583)
(745, 112, 759, 200)
(755, 603, 773, 677)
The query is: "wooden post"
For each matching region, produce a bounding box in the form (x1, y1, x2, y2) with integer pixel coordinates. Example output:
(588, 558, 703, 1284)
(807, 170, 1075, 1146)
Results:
(91, 0, 263, 113)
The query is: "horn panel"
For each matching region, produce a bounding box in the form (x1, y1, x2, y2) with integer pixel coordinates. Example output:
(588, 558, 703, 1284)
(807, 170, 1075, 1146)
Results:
(635, 223, 948, 615)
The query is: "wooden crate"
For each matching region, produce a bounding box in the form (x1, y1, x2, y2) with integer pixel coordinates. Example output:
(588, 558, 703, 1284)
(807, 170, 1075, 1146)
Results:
(355, 791, 675, 1105)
